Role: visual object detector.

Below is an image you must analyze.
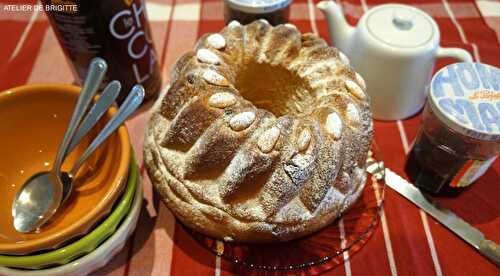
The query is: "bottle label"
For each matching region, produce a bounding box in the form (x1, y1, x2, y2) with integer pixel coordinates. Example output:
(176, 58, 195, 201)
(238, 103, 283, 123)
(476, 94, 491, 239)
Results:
(429, 62, 500, 142)
(108, 0, 158, 85)
(42, 0, 161, 102)
(449, 156, 497, 187)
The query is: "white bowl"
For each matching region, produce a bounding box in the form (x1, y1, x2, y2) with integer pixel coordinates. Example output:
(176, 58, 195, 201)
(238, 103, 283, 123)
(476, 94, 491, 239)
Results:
(0, 177, 143, 276)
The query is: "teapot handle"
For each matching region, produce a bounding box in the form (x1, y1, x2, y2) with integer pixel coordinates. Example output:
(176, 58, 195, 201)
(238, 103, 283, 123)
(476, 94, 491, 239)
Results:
(436, 47, 473, 62)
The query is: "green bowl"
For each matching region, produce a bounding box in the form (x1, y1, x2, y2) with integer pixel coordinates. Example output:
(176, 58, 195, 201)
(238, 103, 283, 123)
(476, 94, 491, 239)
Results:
(0, 156, 138, 269)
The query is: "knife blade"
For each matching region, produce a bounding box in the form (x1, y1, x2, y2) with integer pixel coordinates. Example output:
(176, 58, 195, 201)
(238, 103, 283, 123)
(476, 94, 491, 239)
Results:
(383, 167, 500, 267)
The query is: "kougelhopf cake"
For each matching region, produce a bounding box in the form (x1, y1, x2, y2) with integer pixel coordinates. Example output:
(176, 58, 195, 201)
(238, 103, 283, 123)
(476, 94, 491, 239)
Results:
(144, 20, 373, 242)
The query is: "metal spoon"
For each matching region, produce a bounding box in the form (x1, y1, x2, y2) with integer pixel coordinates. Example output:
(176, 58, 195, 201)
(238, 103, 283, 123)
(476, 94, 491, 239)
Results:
(60, 84, 144, 204)
(12, 84, 144, 233)
(67, 80, 121, 155)
(12, 58, 108, 233)
(61, 81, 121, 203)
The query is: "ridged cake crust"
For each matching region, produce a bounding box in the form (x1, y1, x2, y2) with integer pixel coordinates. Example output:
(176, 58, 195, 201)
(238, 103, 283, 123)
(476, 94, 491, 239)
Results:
(144, 20, 373, 242)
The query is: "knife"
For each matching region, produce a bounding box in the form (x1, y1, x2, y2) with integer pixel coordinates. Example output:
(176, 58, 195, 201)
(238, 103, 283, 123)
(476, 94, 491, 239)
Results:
(369, 161, 500, 267)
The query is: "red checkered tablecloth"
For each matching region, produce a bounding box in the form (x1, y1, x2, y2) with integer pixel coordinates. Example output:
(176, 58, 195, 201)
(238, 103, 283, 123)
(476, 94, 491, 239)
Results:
(1, 0, 499, 275)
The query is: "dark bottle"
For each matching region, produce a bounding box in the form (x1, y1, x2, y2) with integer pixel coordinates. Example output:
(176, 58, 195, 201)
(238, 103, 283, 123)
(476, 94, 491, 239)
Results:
(405, 129, 470, 195)
(224, 0, 291, 26)
(405, 62, 500, 196)
(41, 0, 162, 104)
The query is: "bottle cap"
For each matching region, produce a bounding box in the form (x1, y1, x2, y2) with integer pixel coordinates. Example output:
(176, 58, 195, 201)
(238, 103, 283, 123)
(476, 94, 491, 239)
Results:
(225, 0, 291, 14)
(429, 62, 500, 142)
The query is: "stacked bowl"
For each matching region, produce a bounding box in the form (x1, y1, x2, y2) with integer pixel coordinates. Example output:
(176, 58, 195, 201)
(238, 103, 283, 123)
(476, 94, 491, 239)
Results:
(0, 84, 142, 275)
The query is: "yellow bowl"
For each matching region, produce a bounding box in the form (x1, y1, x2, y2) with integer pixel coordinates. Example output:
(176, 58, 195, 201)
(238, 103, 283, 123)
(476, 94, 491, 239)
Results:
(0, 84, 130, 255)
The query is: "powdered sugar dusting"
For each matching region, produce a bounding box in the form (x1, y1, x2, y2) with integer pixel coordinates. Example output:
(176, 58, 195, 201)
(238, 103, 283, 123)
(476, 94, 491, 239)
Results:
(284, 154, 314, 185)
(274, 199, 312, 223)
(258, 126, 281, 153)
(202, 69, 229, 86)
(301, 58, 335, 77)
(345, 79, 365, 100)
(144, 22, 372, 242)
(208, 92, 237, 108)
(207, 33, 226, 49)
(229, 111, 256, 131)
(325, 112, 342, 139)
(313, 187, 345, 216)
(197, 48, 221, 64)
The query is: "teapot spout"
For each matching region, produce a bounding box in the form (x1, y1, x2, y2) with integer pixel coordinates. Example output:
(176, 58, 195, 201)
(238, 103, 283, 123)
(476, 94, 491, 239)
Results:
(317, 1, 355, 54)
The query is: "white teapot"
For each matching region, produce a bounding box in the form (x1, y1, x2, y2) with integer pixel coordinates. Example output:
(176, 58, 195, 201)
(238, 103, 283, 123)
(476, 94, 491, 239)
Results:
(317, 1, 473, 120)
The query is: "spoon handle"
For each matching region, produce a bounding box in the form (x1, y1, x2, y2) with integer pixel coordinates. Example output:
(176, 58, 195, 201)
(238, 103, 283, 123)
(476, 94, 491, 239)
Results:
(53, 58, 107, 174)
(69, 85, 145, 177)
(67, 80, 121, 154)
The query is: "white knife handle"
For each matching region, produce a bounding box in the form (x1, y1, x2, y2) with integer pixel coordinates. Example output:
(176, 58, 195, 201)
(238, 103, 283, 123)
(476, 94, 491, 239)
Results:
(480, 239, 500, 267)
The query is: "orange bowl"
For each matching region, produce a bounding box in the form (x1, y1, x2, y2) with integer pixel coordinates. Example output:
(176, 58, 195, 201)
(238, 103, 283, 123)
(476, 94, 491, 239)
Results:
(0, 84, 130, 255)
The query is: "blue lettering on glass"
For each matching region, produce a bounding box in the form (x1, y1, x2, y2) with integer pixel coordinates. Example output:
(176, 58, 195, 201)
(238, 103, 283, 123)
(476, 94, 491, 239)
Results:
(433, 64, 464, 98)
(438, 98, 469, 125)
(433, 63, 500, 135)
(457, 63, 480, 91)
(475, 63, 500, 91)
(456, 99, 485, 131)
(478, 102, 500, 132)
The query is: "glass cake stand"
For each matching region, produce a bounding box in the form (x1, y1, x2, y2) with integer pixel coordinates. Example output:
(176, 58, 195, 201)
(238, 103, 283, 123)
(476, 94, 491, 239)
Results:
(183, 143, 386, 272)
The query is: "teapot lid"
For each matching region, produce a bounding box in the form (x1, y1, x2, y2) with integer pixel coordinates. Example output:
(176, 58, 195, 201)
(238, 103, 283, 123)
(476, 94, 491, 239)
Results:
(366, 4, 436, 48)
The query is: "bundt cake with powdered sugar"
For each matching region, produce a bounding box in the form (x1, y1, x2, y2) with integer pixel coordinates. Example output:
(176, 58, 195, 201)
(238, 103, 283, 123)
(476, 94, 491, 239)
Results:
(144, 19, 373, 242)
